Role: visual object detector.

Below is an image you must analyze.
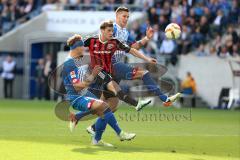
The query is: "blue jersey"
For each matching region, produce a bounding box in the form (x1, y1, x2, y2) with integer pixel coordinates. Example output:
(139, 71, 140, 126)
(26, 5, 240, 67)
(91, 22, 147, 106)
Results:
(113, 23, 136, 45)
(112, 23, 136, 63)
(62, 57, 89, 101)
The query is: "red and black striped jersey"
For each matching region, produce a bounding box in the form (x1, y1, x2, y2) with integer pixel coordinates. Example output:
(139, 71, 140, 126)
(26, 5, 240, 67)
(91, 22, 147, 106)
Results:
(83, 34, 131, 73)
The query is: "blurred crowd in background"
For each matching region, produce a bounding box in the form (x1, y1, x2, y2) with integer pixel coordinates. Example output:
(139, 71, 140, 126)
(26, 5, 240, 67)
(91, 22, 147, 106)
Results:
(0, 0, 36, 35)
(0, 53, 55, 100)
(0, 0, 239, 60)
(35, 54, 56, 100)
(0, 0, 239, 100)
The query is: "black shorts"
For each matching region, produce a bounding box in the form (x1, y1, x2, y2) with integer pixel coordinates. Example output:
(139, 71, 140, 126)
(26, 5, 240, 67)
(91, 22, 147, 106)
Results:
(88, 70, 117, 99)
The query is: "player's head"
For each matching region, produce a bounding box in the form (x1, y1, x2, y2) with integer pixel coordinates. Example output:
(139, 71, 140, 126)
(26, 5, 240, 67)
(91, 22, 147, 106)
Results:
(6, 55, 13, 62)
(115, 6, 129, 28)
(67, 34, 84, 54)
(100, 20, 114, 41)
(187, 72, 191, 77)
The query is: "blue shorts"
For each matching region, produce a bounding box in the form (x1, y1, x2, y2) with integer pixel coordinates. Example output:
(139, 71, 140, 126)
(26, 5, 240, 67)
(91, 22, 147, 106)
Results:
(69, 91, 98, 112)
(113, 62, 138, 82)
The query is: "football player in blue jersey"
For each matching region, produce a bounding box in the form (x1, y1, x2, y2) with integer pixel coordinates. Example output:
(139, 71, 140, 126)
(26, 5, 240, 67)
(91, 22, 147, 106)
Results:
(63, 35, 136, 147)
(112, 6, 181, 106)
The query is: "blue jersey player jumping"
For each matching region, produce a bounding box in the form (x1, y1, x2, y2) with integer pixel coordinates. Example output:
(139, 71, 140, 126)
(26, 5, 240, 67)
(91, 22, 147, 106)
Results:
(112, 6, 181, 106)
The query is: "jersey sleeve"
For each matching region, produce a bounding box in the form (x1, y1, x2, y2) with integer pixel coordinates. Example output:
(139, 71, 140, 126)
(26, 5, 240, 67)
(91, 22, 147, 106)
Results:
(116, 39, 131, 53)
(83, 36, 91, 47)
(68, 69, 80, 84)
(127, 31, 136, 46)
(68, 65, 90, 85)
(62, 60, 80, 85)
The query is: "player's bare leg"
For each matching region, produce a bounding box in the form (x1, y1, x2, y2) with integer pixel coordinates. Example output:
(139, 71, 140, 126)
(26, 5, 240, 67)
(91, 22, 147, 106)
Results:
(106, 80, 151, 111)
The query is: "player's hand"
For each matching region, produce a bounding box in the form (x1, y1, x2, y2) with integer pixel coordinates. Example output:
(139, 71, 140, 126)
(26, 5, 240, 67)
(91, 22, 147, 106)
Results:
(146, 27, 154, 40)
(92, 65, 103, 77)
(147, 58, 157, 64)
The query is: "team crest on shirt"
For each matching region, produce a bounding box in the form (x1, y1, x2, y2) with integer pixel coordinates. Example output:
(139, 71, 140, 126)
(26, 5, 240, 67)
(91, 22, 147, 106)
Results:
(94, 44, 98, 48)
(107, 44, 114, 49)
(70, 71, 76, 78)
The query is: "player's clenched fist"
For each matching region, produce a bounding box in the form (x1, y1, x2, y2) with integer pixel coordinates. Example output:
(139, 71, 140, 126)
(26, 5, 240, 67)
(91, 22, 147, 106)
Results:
(147, 57, 157, 64)
(146, 27, 154, 40)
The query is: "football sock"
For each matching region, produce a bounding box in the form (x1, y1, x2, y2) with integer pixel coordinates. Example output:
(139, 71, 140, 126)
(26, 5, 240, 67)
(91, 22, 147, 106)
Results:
(94, 117, 107, 142)
(117, 90, 138, 106)
(142, 72, 167, 102)
(94, 108, 121, 142)
(103, 108, 121, 135)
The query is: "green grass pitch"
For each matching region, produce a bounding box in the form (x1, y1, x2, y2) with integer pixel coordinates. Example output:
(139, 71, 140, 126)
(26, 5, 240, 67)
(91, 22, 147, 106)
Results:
(0, 100, 239, 160)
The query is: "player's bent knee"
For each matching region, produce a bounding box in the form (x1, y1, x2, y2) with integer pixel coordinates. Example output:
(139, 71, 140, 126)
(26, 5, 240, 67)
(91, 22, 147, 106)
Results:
(133, 69, 147, 79)
(108, 98, 119, 113)
(107, 81, 120, 92)
(99, 102, 109, 112)
(101, 101, 109, 108)
(91, 100, 107, 114)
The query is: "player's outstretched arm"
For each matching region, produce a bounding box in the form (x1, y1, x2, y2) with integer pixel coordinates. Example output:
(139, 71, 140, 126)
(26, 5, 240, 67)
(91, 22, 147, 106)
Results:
(129, 48, 157, 64)
(131, 27, 154, 50)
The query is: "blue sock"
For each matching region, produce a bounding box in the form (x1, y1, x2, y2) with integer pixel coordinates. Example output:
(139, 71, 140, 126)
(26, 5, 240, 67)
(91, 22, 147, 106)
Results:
(142, 72, 167, 102)
(103, 108, 121, 135)
(94, 117, 107, 142)
(75, 111, 91, 120)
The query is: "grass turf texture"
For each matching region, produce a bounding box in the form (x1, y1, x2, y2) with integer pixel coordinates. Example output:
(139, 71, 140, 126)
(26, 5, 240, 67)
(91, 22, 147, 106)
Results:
(0, 100, 239, 160)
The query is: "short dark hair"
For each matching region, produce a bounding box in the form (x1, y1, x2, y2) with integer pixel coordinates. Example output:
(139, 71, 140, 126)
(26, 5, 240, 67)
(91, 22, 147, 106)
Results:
(115, 6, 129, 13)
(100, 20, 113, 30)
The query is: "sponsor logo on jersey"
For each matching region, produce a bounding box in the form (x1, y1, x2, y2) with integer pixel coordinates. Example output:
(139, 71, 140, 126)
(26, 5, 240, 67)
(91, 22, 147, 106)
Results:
(93, 50, 111, 54)
(107, 44, 114, 49)
(70, 71, 76, 78)
(70, 71, 75, 75)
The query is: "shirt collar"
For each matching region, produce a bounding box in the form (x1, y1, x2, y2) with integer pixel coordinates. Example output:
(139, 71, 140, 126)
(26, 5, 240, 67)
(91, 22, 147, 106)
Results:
(115, 22, 126, 30)
(98, 34, 108, 44)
